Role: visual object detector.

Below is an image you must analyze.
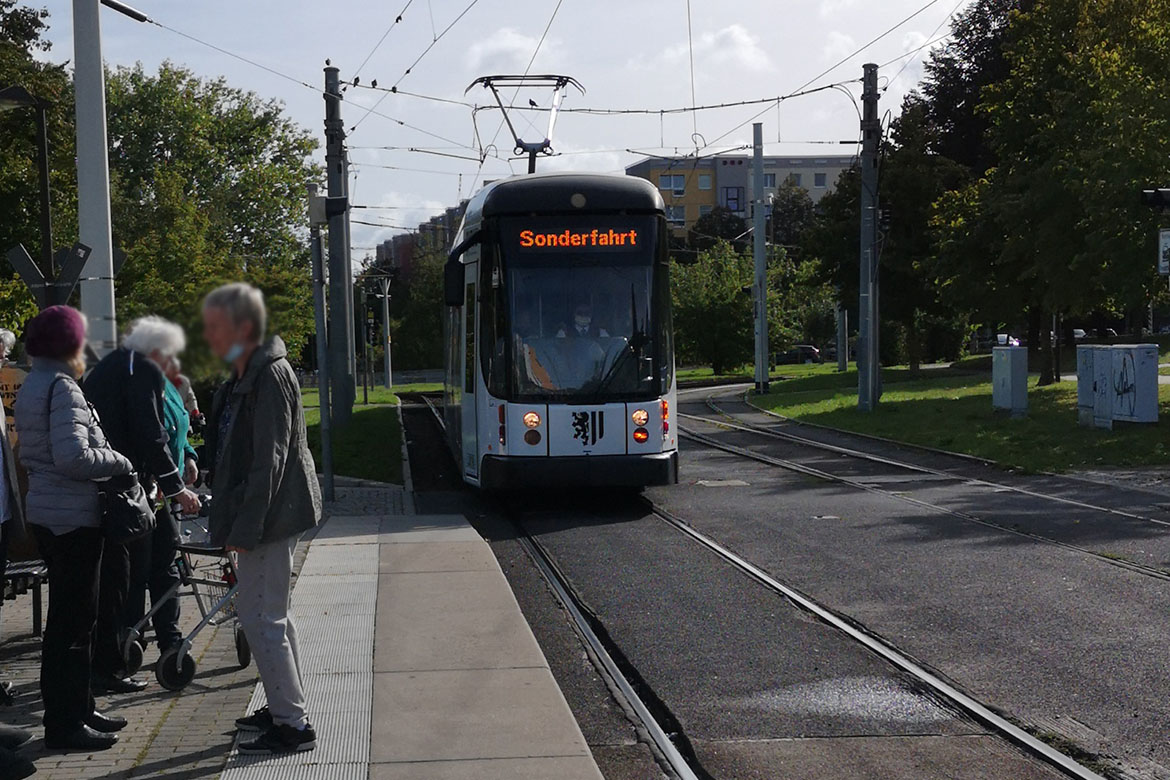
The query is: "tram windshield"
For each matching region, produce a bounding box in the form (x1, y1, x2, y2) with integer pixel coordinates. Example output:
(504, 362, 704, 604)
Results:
(490, 215, 670, 402)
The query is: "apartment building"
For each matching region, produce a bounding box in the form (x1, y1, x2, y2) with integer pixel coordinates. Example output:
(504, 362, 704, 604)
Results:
(625, 153, 856, 236)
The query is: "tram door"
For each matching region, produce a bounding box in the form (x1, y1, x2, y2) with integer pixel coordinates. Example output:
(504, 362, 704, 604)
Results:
(461, 253, 479, 480)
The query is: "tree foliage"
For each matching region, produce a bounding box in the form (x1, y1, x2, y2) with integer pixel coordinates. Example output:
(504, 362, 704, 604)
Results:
(687, 206, 747, 254)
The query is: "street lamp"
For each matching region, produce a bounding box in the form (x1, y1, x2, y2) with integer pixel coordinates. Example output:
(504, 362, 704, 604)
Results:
(0, 85, 54, 278)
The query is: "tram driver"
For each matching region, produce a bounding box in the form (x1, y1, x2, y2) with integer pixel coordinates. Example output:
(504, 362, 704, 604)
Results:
(556, 303, 609, 339)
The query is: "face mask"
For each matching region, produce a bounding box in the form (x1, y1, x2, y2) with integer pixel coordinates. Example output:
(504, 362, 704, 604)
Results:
(224, 343, 245, 363)
(574, 316, 590, 329)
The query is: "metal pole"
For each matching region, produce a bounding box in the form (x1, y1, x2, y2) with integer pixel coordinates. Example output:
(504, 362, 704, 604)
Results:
(362, 292, 370, 405)
(343, 152, 356, 382)
(34, 106, 54, 283)
(310, 225, 334, 502)
(858, 63, 880, 411)
(837, 301, 848, 372)
(324, 66, 355, 424)
(73, 0, 117, 354)
(380, 277, 392, 390)
(752, 123, 769, 393)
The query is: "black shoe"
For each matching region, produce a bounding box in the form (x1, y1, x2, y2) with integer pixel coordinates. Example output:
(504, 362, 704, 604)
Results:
(237, 723, 316, 755)
(43, 724, 117, 752)
(0, 747, 36, 779)
(92, 675, 148, 694)
(0, 726, 31, 751)
(84, 712, 127, 733)
(233, 706, 273, 733)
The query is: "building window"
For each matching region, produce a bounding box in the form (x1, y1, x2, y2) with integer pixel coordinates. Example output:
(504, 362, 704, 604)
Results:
(699, 205, 713, 218)
(814, 172, 828, 188)
(722, 186, 744, 213)
(666, 204, 686, 227)
(698, 173, 712, 190)
(659, 173, 686, 196)
(787, 173, 802, 187)
(763, 173, 777, 189)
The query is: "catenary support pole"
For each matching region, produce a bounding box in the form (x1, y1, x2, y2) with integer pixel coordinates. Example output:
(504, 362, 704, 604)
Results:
(73, 0, 117, 353)
(310, 223, 334, 502)
(343, 152, 357, 382)
(858, 63, 881, 411)
(34, 105, 54, 282)
(324, 66, 355, 424)
(752, 122, 769, 394)
(379, 276, 392, 390)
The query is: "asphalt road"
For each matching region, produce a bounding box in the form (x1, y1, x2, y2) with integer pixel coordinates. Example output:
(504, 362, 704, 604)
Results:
(402, 401, 1066, 779)
(673, 387, 1170, 778)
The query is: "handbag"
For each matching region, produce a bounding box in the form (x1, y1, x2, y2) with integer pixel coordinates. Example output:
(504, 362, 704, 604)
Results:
(97, 472, 155, 544)
(44, 376, 156, 544)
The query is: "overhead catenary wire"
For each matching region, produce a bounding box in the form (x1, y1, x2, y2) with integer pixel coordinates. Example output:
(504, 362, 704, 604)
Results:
(351, 0, 482, 133)
(790, 0, 943, 94)
(352, 0, 413, 81)
(881, 0, 967, 92)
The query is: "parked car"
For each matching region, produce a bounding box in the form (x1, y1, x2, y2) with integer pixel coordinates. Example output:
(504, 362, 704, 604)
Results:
(1072, 328, 1088, 340)
(773, 345, 823, 365)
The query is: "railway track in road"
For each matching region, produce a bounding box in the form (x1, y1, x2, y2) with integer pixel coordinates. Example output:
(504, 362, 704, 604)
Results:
(417, 394, 1108, 780)
(676, 390, 1170, 585)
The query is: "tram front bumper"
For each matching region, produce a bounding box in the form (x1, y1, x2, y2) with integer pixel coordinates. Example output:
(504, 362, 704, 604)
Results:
(480, 451, 678, 489)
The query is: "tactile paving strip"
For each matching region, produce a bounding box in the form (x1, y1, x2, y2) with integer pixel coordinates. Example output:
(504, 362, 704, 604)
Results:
(224, 526, 377, 780)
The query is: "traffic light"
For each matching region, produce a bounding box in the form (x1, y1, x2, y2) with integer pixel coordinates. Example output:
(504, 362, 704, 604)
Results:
(1141, 189, 1170, 209)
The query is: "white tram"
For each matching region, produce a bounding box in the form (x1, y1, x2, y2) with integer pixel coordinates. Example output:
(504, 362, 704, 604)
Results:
(442, 172, 678, 489)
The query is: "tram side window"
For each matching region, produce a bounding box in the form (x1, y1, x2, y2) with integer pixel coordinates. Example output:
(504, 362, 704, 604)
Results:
(464, 282, 475, 394)
(480, 253, 509, 397)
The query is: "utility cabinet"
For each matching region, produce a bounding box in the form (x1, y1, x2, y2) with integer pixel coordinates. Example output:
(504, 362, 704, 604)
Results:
(992, 346, 1028, 417)
(1076, 343, 1158, 429)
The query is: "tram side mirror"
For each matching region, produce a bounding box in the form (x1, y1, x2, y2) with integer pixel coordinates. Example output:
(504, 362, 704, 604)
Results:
(445, 230, 482, 306)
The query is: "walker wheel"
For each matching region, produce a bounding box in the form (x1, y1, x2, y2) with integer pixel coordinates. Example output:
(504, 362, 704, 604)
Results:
(123, 639, 145, 676)
(156, 647, 196, 691)
(234, 624, 251, 669)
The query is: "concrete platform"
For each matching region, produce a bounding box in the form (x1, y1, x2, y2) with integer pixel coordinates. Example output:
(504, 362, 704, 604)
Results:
(223, 512, 603, 780)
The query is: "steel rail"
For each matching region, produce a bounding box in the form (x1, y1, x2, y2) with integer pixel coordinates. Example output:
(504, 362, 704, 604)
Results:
(645, 501, 1108, 780)
(690, 392, 1170, 528)
(677, 423, 1170, 584)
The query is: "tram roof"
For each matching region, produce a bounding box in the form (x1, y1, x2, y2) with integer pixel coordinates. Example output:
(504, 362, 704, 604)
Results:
(467, 172, 665, 222)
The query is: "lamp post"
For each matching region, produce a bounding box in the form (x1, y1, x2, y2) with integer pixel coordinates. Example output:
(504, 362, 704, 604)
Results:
(0, 86, 54, 279)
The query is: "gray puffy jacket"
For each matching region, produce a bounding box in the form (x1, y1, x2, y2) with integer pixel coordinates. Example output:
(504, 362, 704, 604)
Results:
(14, 359, 134, 535)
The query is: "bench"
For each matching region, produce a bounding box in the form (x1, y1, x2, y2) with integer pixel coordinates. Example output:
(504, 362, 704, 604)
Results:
(3, 560, 47, 637)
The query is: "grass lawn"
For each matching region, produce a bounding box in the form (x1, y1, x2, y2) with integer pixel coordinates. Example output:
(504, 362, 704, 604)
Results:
(302, 389, 406, 484)
(678, 363, 845, 384)
(752, 368, 1170, 473)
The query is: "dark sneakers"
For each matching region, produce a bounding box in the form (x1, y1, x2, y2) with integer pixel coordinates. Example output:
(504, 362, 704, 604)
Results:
(237, 723, 316, 755)
(233, 706, 273, 733)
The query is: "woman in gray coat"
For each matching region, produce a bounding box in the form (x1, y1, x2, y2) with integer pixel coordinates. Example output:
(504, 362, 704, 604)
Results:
(13, 306, 134, 752)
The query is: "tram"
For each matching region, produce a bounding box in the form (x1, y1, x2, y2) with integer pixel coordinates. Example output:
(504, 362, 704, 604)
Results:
(442, 172, 678, 489)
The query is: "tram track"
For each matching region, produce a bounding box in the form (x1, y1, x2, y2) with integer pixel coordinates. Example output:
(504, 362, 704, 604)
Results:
(419, 395, 702, 780)
(417, 394, 1109, 779)
(676, 393, 1170, 585)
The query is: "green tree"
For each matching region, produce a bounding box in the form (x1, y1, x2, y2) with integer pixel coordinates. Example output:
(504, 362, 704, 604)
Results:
(671, 241, 753, 374)
(103, 62, 320, 380)
(687, 206, 748, 254)
(389, 242, 445, 370)
(769, 181, 815, 253)
(0, 0, 75, 333)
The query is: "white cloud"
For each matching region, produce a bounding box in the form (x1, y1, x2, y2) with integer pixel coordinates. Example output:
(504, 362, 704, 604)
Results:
(818, 0, 860, 18)
(629, 24, 774, 76)
(822, 31, 857, 63)
(465, 27, 562, 73)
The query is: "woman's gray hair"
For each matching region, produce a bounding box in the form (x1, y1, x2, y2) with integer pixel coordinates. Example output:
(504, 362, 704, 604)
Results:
(0, 329, 15, 355)
(202, 283, 266, 342)
(123, 316, 186, 357)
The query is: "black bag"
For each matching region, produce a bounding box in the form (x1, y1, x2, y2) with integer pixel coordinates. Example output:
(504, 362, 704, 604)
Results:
(97, 472, 155, 544)
(44, 375, 155, 544)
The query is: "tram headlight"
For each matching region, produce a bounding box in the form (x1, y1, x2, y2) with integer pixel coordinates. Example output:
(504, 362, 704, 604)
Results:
(522, 411, 541, 429)
(633, 427, 650, 443)
(631, 409, 649, 426)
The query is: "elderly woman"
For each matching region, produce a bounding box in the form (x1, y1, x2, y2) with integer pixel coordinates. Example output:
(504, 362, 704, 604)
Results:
(84, 317, 201, 691)
(13, 306, 134, 751)
(202, 283, 320, 755)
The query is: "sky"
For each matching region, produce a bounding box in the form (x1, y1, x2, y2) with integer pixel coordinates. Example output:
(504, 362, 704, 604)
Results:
(34, 0, 970, 255)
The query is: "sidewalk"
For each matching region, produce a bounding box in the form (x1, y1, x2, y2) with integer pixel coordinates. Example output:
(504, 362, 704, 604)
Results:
(221, 488, 603, 779)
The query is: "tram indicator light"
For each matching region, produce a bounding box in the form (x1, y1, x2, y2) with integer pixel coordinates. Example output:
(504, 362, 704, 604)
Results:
(633, 427, 650, 443)
(518, 228, 639, 250)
